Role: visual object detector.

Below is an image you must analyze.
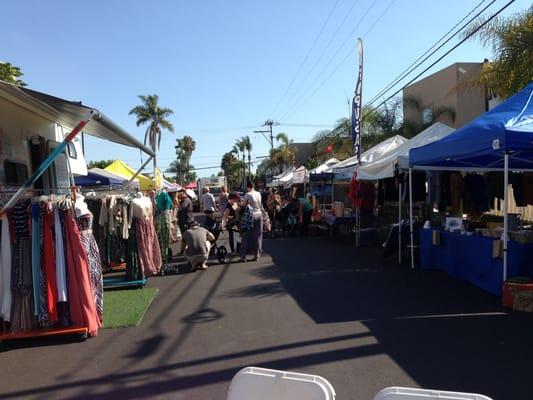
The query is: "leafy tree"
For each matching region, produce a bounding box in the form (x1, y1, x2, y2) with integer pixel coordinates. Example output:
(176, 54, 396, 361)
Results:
(129, 94, 174, 172)
(463, 6, 533, 98)
(87, 159, 114, 169)
(0, 62, 26, 86)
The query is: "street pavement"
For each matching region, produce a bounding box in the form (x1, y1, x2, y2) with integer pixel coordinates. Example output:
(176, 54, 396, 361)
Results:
(1, 230, 532, 399)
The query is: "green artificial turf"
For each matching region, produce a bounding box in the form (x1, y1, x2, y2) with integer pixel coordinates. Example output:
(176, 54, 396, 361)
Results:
(103, 288, 158, 329)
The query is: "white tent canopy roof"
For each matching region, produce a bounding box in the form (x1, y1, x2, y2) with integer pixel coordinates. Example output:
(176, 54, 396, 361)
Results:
(268, 166, 297, 187)
(333, 135, 408, 180)
(357, 122, 455, 181)
(283, 166, 309, 188)
(309, 158, 340, 174)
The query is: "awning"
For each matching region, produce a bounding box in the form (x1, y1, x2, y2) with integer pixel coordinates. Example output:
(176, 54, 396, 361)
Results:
(0, 81, 155, 157)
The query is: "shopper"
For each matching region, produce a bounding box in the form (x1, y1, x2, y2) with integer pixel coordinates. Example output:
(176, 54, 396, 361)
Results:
(177, 189, 194, 234)
(267, 188, 281, 233)
(219, 186, 229, 213)
(239, 179, 263, 262)
(181, 221, 215, 270)
(298, 195, 313, 235)
(201, 187, 216, 222)
(222, 192, 240, 253)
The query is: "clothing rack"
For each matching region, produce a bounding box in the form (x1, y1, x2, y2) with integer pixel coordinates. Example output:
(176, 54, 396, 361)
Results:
(0, 195, 97, 347)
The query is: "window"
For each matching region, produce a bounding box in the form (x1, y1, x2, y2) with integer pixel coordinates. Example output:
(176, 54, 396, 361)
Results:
(67, 142, 77, 159)
(4, 160, 28, 186)
(422, 107, 433, 124)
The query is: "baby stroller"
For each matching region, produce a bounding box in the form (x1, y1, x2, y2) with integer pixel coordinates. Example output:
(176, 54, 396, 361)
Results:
(202, 216, 229, 263)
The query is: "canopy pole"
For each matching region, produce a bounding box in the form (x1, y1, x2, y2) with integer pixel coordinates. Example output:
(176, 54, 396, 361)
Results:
(409, 167, 415, 269)
(399, 181, 402, 265)
(127, 156, 153, 186)
(0, 111, 94, 215)
(503, 152, 509, 283)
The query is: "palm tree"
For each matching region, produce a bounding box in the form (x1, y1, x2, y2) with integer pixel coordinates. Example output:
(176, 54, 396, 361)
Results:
(271, 132, 297, 172)
(462, 6, 533, 98)
(240, 135, 252, 178)
(234, 138, 246, 188)
(129, 94, 174, 173)
(175, 135, 196, 185)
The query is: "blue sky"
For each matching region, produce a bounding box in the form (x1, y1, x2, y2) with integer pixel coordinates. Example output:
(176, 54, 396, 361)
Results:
(1, 0, 528, 177)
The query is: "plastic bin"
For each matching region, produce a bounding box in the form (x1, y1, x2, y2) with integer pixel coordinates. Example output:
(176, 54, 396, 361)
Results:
(373, 387, 493, 400)
(227, 367, 335, 400)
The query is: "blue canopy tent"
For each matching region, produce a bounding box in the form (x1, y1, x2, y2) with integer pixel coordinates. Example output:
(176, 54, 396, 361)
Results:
(75, 167, 134, 188)
(407, 83, 533, 287)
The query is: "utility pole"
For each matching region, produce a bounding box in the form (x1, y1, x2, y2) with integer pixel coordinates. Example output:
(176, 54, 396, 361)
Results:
(254, 119, 279, 150)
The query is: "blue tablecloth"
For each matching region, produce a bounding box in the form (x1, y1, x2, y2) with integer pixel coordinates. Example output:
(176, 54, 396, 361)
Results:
(420, 229, 533, 295)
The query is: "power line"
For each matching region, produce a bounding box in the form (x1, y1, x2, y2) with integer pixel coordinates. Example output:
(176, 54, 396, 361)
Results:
(364, 0, 516, 118)
(268, 0, 341, 118)
(273, 0, 361, 119)
(361, 0, 398, 38)
(279, 0, 380, 121)
(365, 0, 494, 107)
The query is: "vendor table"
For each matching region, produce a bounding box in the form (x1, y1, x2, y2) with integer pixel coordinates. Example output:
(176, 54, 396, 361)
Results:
(323, 213, 358, 237)
(420, 228, 533, 295)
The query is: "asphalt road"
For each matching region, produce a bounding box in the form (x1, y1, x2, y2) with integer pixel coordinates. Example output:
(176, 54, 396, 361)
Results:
(1, 228, 532, 399)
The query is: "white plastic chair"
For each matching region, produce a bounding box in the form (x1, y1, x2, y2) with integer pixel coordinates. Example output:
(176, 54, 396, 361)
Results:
(227, 367, 336, 400)
(373, 387, 493, 400)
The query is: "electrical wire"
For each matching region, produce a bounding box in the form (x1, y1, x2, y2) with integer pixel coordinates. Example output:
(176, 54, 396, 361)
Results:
(365, 0, 494, 107)
(268, 0, 341, 118)
(364, 0, 516, 118)
(273, 0, 361, 119)
(278, 0, 379, 121)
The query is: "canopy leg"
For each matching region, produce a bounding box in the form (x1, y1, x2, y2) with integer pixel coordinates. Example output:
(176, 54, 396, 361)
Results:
(409, 168, 414, 270)
(399, 181, 402, 265)
(503, 153, 509, 282)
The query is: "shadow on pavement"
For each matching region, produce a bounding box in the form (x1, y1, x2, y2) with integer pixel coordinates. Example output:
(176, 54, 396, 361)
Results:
(262, 235, 533, 399)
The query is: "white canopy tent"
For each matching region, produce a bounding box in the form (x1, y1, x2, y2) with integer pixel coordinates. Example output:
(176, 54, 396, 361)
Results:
(309, 158, 340, 174)
(284, 166, 309, 188)
(332, 135, 408, 181)
(354, 123, 454, 265)
(268, 166, 296, 187)
(357, 123, 455, 181)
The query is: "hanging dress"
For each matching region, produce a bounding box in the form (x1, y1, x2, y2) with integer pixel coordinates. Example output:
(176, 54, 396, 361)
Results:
(42, 202, 58, 325)
(133, 197, 162, 277)
(0, 214, 12, 321)
(63, 206, 100, 336)
(10, 199, 34, 331)
(76, 212, 104, 324)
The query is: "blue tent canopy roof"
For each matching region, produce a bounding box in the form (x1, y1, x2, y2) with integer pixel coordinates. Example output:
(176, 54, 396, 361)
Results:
(409, 83, 533, 170)
(75, 168, 131, 187)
